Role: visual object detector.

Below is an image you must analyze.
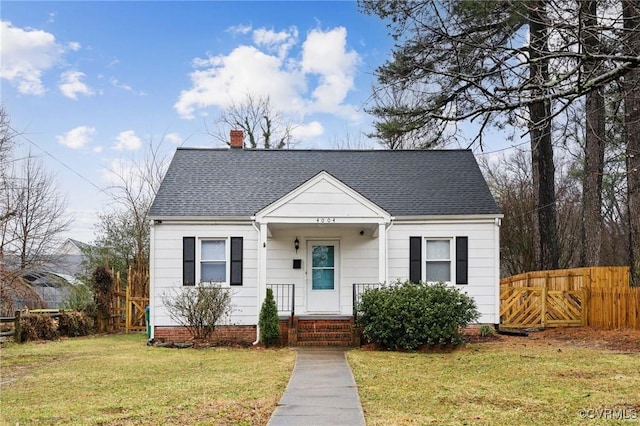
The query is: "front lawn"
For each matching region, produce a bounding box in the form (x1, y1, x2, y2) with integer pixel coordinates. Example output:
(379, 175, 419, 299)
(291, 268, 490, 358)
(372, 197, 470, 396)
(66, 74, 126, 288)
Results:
(348, 330, 640, 425)
(3, 328, 638, 425)
(1, 334, 296, 425)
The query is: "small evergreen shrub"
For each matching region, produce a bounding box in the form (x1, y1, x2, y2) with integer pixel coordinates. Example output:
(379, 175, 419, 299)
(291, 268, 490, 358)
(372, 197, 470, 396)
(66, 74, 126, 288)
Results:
(20, 313, 58, 341)
(58, 311, 94, 337)
(357, 280, 479, 350)
(259, 288, 281, 347)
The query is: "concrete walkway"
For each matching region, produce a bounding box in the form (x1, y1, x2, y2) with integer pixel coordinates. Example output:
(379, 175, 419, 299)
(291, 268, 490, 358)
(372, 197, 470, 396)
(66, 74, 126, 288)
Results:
(267, 348, 366, 426)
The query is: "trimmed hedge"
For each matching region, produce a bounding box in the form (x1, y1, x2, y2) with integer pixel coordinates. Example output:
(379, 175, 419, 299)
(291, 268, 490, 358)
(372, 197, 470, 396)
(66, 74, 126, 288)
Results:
(357, 280, 479, 350)
(58, 311, 94, 337)
(19, 311, 95, 342)
(20, 314, 58, 341)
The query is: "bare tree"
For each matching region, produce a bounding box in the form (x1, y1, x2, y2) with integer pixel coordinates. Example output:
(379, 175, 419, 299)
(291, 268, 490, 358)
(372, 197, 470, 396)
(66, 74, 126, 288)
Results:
(528, 0, 559, 269)
(12, 154, 71, 269)
(622, 0, 640, 284)
(1, 108, 16, 243)
(0, 110, 71, 313)
(209, 94, 297, 149)
(580, 0, 608, 266)
(481, 150, 582, 276)
(85, 138, 169, 296)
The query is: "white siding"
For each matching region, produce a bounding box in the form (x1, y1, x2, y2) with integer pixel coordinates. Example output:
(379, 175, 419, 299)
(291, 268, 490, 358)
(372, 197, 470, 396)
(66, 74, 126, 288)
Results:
(387, 219, 500, 323)
(150, 222, 259, 329)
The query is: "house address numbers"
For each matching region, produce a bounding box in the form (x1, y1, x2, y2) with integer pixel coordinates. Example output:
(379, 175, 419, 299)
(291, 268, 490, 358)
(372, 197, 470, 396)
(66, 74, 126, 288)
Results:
(316, 217, 336, 223)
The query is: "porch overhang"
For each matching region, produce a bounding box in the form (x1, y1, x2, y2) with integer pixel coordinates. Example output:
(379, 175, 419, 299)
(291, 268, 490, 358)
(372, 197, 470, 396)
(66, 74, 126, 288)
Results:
(252, 171, 392, 330)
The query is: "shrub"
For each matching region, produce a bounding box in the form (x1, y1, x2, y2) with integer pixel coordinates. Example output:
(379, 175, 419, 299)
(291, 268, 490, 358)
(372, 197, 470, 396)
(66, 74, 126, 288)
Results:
(162, 284, 233, 340)
(259, 288, 280, 347)
(58, 311, 94, 337)
(92, 267, 113, 332)
(479, 324, 495, 337)
(19, 313, 58, 342)
(357, 280, 479, 350)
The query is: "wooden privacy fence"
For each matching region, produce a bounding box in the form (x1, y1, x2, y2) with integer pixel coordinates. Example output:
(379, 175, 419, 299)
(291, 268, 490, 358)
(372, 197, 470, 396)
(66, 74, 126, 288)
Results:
(112, 268, 149, 334)
(500, 266, 639, 330)
(588, 286, 639, 330)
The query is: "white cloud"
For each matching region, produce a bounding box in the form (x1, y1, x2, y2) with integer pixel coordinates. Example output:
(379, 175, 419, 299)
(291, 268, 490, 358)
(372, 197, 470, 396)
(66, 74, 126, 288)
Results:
(114, 130, 141, 151)
(253, 27, 298, 58)
(59, 70, 94, 99)
(165, 132, 183, 144)
(175, 44, 305, 119)
(93, 146, 103, 153)
(292, 121, 324, 141)
(301, 27, 359, 114)
(109, 77, 146, 95)
(0, 20, 63, 94)
(56, 126, 96, 149)
(174, 25, 361, 121)
(227, 24, 252, 35)
(68, 41, 81, 51)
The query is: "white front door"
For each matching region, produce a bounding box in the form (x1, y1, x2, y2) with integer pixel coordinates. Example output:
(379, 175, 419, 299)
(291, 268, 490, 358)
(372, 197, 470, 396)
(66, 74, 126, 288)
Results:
(306, 240, 340, 313)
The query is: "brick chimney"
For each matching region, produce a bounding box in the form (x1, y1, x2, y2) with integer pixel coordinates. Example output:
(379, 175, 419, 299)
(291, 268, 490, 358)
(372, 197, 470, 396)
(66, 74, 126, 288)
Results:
(230, 130, 243, 149)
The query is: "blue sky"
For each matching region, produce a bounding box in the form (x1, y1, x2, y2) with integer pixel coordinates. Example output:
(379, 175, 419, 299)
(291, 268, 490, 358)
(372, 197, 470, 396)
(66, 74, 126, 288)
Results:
(2, 1, 511, 245)
(2, 1, 399, 244)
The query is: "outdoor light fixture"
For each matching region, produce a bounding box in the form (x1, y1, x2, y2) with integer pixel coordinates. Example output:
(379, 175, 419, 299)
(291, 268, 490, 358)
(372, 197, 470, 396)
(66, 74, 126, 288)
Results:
(294, 237, 300, 253)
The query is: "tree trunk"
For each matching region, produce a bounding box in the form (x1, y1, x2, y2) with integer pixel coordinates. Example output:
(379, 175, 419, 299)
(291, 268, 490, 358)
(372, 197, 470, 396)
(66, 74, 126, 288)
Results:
(528, 0, 559, 270)
(581, 0, 606, 267)
(623, 0, 640, 285)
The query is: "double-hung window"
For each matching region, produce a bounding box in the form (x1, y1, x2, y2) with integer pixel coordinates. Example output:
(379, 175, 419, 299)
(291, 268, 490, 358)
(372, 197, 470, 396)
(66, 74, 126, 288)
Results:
(425, 239, 451, 283)
(183, 236, 243, 286)
(200, 240, 226, 284)
(409, 236, 468, 285)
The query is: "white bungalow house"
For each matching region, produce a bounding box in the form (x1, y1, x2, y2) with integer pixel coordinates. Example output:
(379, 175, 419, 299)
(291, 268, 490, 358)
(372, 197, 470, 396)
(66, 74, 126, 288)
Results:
(148, 131, 502, 345)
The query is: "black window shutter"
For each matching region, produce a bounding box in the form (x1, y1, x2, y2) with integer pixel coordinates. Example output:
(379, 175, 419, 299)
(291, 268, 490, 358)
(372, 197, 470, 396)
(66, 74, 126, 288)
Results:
(456, 236, 468, 285)
(230, 237, 243, 286)
(409, 236, 422, 283)
(183, 237, 196, 286)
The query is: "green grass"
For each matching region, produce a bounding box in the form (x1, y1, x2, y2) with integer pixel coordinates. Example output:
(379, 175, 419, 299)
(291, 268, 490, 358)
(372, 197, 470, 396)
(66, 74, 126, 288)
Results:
(348, 342, 640, 425)
(3, 333, 639, 425)
(1, 334, 296, 425)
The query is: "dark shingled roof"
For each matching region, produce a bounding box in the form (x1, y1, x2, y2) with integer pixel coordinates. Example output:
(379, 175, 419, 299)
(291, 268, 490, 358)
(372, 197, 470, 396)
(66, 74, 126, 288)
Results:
(149, 148, 501, 218)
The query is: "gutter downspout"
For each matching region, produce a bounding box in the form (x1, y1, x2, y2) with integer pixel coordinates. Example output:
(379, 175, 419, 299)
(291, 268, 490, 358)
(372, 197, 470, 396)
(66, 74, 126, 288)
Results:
(251, 220, 262, 345)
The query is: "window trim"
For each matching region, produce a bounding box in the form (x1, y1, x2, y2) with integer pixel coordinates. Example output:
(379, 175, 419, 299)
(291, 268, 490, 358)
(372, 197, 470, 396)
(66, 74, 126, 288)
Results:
(198, 238, 228, 286)
(424, 237, 453, 284)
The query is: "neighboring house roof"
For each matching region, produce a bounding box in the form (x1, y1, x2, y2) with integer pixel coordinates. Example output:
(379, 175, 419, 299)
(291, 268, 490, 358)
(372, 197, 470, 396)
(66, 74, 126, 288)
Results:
(149, 148, 501, 218)
(54, 238, 92, 278)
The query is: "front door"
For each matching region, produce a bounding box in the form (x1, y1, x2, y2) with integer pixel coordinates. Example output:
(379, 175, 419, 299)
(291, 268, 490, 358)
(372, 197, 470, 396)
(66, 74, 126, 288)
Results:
(307, 240, 340, 313)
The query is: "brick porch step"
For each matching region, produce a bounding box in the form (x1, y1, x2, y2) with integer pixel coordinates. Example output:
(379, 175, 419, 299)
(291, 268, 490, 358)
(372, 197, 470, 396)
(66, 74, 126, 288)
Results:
(296, 340, 353, 347)
(293, 318, 354, 347)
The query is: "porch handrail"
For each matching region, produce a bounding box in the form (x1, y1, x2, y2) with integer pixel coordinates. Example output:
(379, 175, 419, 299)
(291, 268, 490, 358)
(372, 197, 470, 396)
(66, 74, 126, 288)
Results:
(352, 282, 381, 321)
(266, 283, 295, 326)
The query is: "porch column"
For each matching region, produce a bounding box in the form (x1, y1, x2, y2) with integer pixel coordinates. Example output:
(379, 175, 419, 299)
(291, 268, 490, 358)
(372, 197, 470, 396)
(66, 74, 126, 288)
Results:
(257, 222, 268, 322)
(378, 222, 387, 283)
